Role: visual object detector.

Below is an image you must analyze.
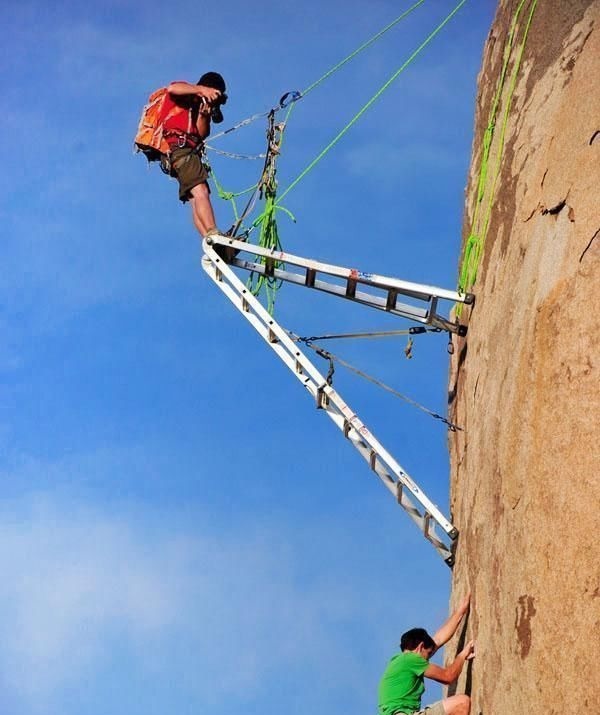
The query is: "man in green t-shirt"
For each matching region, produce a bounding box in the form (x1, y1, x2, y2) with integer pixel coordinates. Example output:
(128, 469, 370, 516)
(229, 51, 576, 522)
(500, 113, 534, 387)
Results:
(378, 593, 474, 715)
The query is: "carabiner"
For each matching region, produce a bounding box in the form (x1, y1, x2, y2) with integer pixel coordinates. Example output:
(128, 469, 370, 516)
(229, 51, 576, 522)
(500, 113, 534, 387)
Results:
(279, 90, 302, 109)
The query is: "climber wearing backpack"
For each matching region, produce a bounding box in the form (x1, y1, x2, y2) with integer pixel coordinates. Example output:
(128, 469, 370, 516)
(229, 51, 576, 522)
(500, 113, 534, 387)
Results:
(135, 72, 227, 238)
(378, 593, 474, 715)
(163, 72, 226, 238)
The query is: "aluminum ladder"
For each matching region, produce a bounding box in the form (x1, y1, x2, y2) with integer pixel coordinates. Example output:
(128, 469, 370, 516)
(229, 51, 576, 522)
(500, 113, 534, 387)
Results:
(205, 235, 474, 335)
(201, 238, 461, 566)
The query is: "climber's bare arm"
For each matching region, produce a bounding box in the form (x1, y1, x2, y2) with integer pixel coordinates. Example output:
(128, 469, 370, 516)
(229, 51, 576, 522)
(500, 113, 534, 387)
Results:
(167, 81, 221, 103)
(424, 641, 475, 684)
(432, 593, 471, 650)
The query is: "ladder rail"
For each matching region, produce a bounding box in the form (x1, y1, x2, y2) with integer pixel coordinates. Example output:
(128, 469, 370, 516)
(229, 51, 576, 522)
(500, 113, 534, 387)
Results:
(233, 257, 431, 321)
(208, 235, 474, 303)
(207, 236, 472, 335)
(202, 241, 458, 566)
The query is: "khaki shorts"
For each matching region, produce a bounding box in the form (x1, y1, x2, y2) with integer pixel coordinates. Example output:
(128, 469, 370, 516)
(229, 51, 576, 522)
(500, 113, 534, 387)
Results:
(169, 147, 210, 203)
(393, 702, 445, 715)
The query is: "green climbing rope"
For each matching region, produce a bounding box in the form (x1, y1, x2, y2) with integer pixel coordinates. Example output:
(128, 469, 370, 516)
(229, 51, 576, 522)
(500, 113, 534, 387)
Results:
(208, 0, 432, 232)
(301, 0, 427, 97)
(247, 193, 296, 313)
(206, 0, 472, 315)
(277, 0, 470, 205)
(210, 167, 259, 224)
(245, 111, 297, 313)
(208, 0, 428, 145)
(457, 0, 538, 307)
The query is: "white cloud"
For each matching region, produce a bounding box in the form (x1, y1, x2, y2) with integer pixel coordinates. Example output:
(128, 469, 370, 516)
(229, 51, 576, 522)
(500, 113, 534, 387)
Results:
(0, 491, 385, 713)
(0, 499, 176, 698)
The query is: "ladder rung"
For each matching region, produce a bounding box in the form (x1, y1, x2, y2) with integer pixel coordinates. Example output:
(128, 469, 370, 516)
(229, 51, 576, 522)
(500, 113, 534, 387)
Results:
(386, 289, 398, 312)
(370, 449, 377, 470)
(265, 257, 276, 277)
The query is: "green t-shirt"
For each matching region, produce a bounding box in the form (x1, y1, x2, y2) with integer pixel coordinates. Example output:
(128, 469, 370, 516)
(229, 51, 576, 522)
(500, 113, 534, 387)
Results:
(378, 651, 429, 714)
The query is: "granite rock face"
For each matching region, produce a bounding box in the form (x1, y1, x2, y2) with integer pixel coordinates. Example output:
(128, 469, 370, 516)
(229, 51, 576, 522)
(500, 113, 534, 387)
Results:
(447, 2, 600, 713)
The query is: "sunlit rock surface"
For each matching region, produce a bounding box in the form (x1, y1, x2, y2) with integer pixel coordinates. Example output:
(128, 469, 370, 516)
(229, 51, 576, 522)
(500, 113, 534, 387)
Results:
(447, 2, 599, 713)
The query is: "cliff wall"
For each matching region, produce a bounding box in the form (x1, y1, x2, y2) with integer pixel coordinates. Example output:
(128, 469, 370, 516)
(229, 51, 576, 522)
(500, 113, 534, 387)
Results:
(448, 2, 600, 713)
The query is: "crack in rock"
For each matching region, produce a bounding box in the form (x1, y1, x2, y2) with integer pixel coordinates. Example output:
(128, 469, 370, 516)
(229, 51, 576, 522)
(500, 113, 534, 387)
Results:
(579, 227, 600, 262)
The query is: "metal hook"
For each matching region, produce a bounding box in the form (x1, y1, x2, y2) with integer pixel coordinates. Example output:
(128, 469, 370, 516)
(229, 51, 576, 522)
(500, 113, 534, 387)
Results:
(279, 90, 302, 108)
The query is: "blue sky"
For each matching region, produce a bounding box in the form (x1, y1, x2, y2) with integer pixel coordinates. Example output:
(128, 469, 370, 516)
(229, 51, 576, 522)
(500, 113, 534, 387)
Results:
(1, 1, 494, 713)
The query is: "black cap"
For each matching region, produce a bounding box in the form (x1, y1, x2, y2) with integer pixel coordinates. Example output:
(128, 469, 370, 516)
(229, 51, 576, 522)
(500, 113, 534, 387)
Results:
(197, 72, 226, 93)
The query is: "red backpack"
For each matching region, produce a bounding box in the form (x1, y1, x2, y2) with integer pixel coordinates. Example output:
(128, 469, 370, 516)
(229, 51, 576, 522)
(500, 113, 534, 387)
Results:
(134, 88, 190, 162)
